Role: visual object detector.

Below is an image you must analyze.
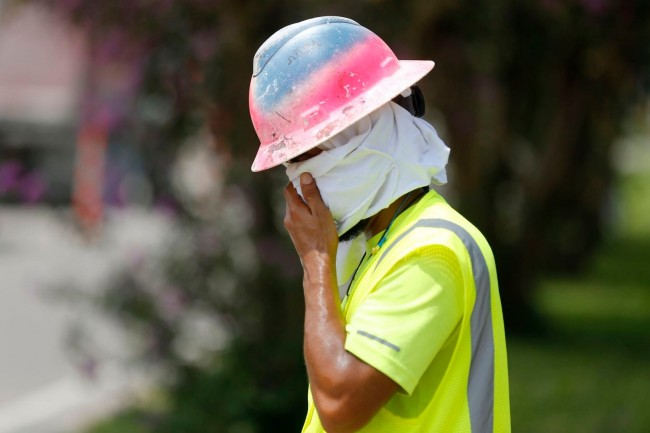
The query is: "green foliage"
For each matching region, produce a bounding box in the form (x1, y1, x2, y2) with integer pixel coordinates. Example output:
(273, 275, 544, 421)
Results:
(86, 409, 155, 433)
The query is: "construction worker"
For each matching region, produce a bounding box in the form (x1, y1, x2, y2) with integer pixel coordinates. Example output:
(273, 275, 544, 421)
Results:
(249, 16, 510, 433)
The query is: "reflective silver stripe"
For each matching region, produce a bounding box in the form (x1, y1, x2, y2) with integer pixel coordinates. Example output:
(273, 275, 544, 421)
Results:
(357, 330, 401, 352)
(376, 218, 494, 433)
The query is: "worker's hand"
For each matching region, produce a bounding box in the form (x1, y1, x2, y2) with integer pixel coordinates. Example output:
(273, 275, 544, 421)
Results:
(283, 173, 338, 266)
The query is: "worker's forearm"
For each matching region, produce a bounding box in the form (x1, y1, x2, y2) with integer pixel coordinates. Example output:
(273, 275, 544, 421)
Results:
(302, 253, 362, 433)
(302, 252, 348, 385)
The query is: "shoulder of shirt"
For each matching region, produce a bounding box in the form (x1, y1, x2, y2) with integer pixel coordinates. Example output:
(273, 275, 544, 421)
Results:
(371, 192, 465, 268)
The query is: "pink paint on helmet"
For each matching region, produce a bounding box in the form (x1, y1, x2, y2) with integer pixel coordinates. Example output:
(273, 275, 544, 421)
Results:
(249, 16, 434, 172)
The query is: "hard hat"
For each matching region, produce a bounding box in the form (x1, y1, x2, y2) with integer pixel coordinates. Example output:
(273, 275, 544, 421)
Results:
(249, 16, 435, 172)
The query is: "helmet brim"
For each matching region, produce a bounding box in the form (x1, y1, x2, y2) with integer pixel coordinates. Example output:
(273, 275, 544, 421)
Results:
(251, 60, 435, 172)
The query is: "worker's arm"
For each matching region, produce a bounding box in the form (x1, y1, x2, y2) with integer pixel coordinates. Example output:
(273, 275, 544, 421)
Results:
(284, 173, 399, 433)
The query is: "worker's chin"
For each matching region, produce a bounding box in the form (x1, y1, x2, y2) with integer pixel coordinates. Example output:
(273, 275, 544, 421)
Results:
(339, 219, 370, 243)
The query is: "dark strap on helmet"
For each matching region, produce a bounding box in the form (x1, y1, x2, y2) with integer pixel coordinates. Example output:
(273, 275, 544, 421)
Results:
(393, 85, 425, 118)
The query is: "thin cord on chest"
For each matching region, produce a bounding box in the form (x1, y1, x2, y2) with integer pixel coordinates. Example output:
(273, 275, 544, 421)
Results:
(345, 188, 427, 296)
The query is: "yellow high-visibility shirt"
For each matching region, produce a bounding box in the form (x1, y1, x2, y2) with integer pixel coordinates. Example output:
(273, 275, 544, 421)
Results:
(302, 190, 511, 433)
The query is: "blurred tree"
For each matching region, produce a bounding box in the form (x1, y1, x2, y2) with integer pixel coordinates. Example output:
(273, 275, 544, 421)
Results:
(13, 0, 649, 430)
(408, 0, 650, 328)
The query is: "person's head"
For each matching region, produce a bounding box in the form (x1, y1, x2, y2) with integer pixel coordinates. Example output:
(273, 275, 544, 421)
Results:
(249, 17, 449, 239)
(248, 16, 434, 172)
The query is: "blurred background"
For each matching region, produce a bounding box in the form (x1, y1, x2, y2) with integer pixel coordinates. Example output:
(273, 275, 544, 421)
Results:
(0, 0, 648, 432)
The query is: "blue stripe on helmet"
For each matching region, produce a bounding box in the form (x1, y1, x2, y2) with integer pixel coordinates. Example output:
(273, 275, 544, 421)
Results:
(252, 19, 369, 111)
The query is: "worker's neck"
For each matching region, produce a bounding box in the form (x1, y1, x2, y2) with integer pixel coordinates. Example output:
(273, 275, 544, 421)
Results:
(365, 191, 422, 239)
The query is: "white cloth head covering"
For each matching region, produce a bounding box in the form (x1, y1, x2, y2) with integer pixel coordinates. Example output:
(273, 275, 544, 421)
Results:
(286, 101, 449, 234)
(285, 101, 450, 297)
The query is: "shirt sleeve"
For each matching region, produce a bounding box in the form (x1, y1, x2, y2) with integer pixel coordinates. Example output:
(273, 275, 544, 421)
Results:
(344, 243, 464, 395)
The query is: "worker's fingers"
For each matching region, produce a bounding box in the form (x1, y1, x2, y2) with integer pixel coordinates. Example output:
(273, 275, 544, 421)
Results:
(298, 173, 327, 213)
(283, 175, 337, 260)
(284, 181, 307, 208)
(283, 181, 311, 226)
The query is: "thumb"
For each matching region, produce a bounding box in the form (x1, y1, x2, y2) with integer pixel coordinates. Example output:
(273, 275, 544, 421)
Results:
(300, 173, 325, 208)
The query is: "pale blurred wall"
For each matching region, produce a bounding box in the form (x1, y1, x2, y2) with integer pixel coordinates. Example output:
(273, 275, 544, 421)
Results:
(0, 2, 87, 203)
